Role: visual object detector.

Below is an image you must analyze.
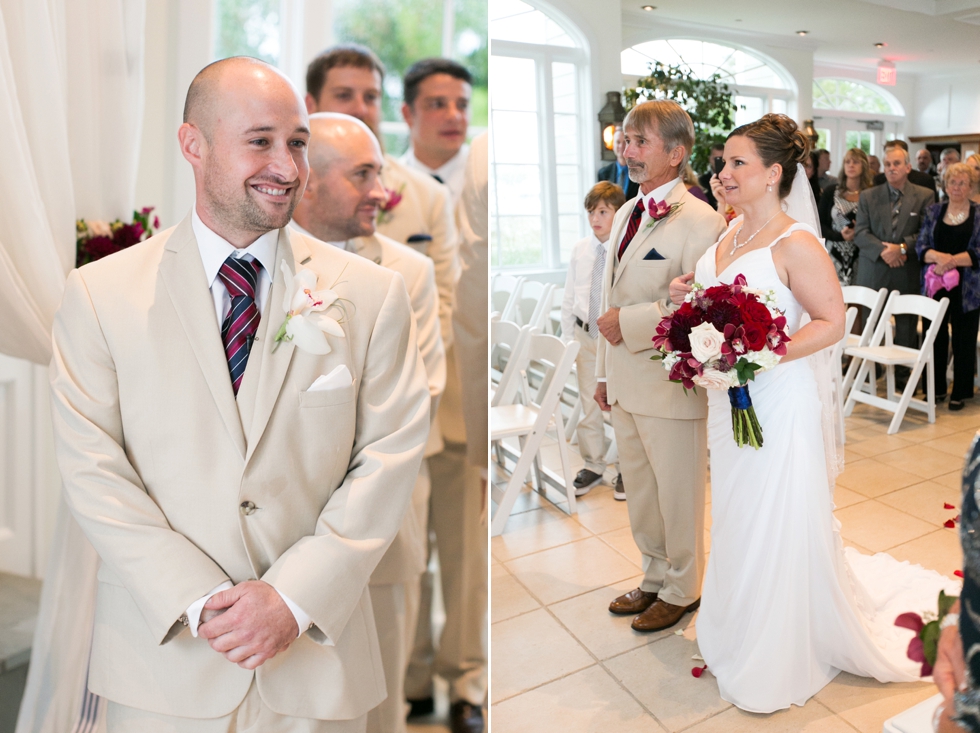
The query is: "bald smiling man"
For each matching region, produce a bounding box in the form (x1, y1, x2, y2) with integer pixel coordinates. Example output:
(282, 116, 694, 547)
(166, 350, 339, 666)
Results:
(49, 57, 430, 732)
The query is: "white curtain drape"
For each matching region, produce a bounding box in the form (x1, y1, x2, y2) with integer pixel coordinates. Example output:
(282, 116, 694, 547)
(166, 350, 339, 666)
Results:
(3, 1, 146, 731)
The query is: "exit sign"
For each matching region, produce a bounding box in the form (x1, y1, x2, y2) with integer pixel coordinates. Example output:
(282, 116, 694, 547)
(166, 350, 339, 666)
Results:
(877, 63, 897, 86)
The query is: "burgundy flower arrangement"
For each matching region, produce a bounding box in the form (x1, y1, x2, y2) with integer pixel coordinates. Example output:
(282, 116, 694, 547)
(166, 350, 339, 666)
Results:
(76, 207, 159, 268)
(652, 274, 791, 448)
(894, 589, 958, 676)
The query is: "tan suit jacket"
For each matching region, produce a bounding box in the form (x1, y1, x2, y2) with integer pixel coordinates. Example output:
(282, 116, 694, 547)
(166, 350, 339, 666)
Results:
(349, 231, 445, 585)
(377, 154, 460, 349)
(49, 217, 430, 720)
(596, 181, 726, 418)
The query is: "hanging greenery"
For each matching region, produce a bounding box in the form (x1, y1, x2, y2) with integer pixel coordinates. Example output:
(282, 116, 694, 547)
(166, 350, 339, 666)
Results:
(624, 61, 737, 175)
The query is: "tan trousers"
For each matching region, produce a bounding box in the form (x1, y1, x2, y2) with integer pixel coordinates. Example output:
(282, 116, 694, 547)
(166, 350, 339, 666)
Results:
(610, 405, 707, 607)
(573, 325, 614, 474)
(366, 583, 409, 733)
(405, 442, 487, 705)
(106, 680, 367, 733)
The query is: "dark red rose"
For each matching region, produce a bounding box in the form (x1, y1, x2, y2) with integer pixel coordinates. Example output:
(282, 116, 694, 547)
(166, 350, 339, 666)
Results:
(706, 299, 741, 332)
(740, 299, 774, 328)
(666, 308, 701, 353)
(742, 322, 768, 352)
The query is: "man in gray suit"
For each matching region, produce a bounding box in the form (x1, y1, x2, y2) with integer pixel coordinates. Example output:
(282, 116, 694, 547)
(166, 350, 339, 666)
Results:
(854, 144, 933, 349)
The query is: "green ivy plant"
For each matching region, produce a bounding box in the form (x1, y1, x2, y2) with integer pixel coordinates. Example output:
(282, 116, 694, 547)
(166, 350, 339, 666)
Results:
(624, 62, 738, 175)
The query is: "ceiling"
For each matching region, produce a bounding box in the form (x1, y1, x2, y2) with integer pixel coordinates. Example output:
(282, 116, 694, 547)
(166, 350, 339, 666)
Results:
(622, 0, 980, 76)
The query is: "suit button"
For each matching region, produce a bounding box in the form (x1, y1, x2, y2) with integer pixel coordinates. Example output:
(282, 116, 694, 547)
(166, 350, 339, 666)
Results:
(240, 501, 257, 516)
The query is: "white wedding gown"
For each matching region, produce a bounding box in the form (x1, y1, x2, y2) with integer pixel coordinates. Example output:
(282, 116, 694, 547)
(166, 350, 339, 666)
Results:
(693, 221, 961, 713)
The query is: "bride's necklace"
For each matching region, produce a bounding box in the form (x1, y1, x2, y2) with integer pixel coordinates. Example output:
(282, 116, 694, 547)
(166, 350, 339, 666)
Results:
(946, 207, 969, 225)
(730, 212, 779, 256)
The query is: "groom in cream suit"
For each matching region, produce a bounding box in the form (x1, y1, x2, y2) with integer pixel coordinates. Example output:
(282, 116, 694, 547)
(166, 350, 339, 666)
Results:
(49, 58, 429, 732)
(595, 100, 725, 633)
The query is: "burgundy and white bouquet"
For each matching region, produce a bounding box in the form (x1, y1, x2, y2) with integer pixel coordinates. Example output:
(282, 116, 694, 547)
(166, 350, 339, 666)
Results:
(652, 274, 791, 448)
(76, 206, 159, 268)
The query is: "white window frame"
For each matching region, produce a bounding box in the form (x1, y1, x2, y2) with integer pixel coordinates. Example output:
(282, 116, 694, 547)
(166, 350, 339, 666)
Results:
(491, 38, 591, 271)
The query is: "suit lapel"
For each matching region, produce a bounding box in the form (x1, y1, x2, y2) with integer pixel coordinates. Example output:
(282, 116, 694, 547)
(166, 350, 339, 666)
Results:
(159, 217, 246, 459)
(244, 228, 306, 463)
(614, 181, 685, 284)
(350, 235, 383, 265)
(894, 186, 915, 238)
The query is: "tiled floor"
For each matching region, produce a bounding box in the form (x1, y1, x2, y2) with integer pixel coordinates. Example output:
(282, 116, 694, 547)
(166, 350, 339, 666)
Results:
(490, 397, 980, 732)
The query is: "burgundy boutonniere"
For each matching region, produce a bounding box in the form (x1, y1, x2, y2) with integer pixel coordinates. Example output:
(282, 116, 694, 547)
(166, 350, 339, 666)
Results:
(645, 199, 683, 229)
(377, 185, 405, 224)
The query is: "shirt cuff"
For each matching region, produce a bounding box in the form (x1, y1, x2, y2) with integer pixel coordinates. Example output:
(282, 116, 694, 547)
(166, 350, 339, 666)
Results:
(185, 581, 233, 637)
(275, 589, 314, 639)
(597, 377, 607, 383)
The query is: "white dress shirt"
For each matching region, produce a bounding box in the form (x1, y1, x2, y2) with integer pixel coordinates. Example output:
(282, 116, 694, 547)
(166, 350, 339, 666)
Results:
(186, 208, 312, 639)
(597, 177, 682, 383)
(560, 232, 606, 343)
(400, 143, 470, 208)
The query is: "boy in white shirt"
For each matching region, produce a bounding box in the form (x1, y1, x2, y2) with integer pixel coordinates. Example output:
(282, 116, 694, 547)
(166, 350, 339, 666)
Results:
(561, 182, 626, 499)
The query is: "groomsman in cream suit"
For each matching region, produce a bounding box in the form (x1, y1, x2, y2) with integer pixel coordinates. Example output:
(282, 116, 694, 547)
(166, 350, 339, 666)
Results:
(595, 100, 726, 633)
(49, 57, 429, 732)
(291, 112, 445, 733)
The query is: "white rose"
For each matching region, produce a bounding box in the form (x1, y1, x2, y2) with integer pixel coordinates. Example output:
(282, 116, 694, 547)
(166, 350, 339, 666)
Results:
(694, 367, 736, 390)
(688, 322, 726, 363)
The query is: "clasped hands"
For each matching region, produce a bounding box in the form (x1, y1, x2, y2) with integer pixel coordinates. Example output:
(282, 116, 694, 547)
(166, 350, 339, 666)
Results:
(880, 242, 908, 269)
(198, 580, 299, 670)
(931, 250, 959, 276)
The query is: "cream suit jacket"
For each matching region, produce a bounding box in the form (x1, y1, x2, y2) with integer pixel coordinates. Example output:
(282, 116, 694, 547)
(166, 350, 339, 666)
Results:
(49, 217, 430, 720)
(377, 154, 460, 348)
(349, 231, 446, 585)
(596, 181, 726, 418)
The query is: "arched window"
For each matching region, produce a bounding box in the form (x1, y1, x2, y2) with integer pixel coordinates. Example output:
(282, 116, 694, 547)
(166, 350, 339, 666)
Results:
(811, 78, 905, 169)
(490, 0, 590, 269)
(621, 39, 795, 127)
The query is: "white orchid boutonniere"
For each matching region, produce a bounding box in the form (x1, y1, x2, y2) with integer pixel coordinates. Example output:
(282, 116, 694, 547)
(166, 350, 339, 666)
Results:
(644, 199, 684, 230)
(273, 262, 347, 354)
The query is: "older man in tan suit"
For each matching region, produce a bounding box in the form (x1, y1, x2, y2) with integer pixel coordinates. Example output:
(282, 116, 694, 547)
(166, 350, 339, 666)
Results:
(49, 58, 429, 732)
(595, 100, 726, 633)
(291, 112, 445, 733)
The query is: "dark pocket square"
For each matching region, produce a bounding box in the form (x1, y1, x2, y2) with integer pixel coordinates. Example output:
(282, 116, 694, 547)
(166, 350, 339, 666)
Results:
(643, 248, 666, 260)
(406, 234, 433, 243)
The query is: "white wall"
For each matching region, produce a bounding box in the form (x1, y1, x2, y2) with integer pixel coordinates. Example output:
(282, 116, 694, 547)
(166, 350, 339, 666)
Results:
(912, 69, 980, 140)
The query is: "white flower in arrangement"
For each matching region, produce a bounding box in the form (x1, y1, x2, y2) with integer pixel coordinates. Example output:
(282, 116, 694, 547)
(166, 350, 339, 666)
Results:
(694, 367, 737, 390)
(684, 283, 704, 304)
(273, 262, 346, 355)
(663, 352, 681, 369)
(745, 349, 780, 372)
(688, 322, 726, 363)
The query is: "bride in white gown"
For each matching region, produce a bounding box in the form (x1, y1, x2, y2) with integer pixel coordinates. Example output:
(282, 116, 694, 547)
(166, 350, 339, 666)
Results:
(673, 114, 961, 713)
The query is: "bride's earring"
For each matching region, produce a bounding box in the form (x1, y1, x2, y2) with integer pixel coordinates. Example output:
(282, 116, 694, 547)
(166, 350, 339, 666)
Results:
(767, 181, 773, 193)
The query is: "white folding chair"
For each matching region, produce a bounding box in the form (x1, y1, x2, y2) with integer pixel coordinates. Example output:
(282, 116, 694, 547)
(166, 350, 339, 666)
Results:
(841, 285, 889, 398)
(548, 286, 564, 336)
(829, 306, 858, 444)
(844, 292, 950, 434)
(490, 320, 535, 407)
(515, 281, 555, 331)
(490, 334, 580, 536)
(491, 274, 524, 322)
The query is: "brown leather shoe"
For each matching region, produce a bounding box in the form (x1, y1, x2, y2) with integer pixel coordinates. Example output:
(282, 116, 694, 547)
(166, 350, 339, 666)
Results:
(631, 598, 701, 632)
(609, 588, 658, 615)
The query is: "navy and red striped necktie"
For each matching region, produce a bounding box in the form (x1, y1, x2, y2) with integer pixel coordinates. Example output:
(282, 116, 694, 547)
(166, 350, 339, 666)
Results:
(617, 199, 645, 260)
(218, 255, 263, 396)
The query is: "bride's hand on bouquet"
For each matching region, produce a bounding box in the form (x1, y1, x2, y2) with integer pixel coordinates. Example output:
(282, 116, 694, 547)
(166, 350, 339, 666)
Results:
(669, 272, 695, 305)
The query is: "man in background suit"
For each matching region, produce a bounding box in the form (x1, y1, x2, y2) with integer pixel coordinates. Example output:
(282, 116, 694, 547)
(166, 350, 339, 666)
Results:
(597, 126, 639, 199)
(855, 144, 933, 349)
(595, 100, 726, 634)
(873, 140, 937, 197)
(291, 113, 445, 733)
(50, 57, 430, 732)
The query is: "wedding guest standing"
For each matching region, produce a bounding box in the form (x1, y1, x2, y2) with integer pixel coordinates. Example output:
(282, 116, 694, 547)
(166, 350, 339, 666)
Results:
(49, 56, 429, 732)
(595, 100, 725, 633)
(560, 182, 625, 500)
(869, 155, 881, 175)
(914, 162, 980, 410)
(965, 153, 980, 204)
(855, 143, 933, 351)
(874, 141, 937, 196)
(819, 148, 875, 285)
(598, 126, 639, 199)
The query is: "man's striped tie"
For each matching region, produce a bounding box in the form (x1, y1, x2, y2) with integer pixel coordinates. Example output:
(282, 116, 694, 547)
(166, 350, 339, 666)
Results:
(587, 241, 606, 339)
(617, 200, 645, 260)
(218, 255, 262, 396)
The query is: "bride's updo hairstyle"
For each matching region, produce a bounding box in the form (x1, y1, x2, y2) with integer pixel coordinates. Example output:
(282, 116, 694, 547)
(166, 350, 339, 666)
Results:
(727, 114, 811, 199)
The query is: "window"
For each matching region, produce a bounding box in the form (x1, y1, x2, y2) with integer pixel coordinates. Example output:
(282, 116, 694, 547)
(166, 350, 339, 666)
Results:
(490, 0, 589, 269)
(621, 39, 794, 124)
(812, 79, 904, 116)
(213, 0, 281, 65)
(334, 0, 488, 155)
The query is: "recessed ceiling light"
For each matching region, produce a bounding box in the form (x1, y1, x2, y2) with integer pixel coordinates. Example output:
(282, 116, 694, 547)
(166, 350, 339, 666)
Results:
(796, 30, 809, 36)
(875, 42, 887, 48)
(642, 4, 656, 10)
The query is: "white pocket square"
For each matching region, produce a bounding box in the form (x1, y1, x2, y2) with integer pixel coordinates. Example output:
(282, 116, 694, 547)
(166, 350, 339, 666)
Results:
(308, 365, 353, 392)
